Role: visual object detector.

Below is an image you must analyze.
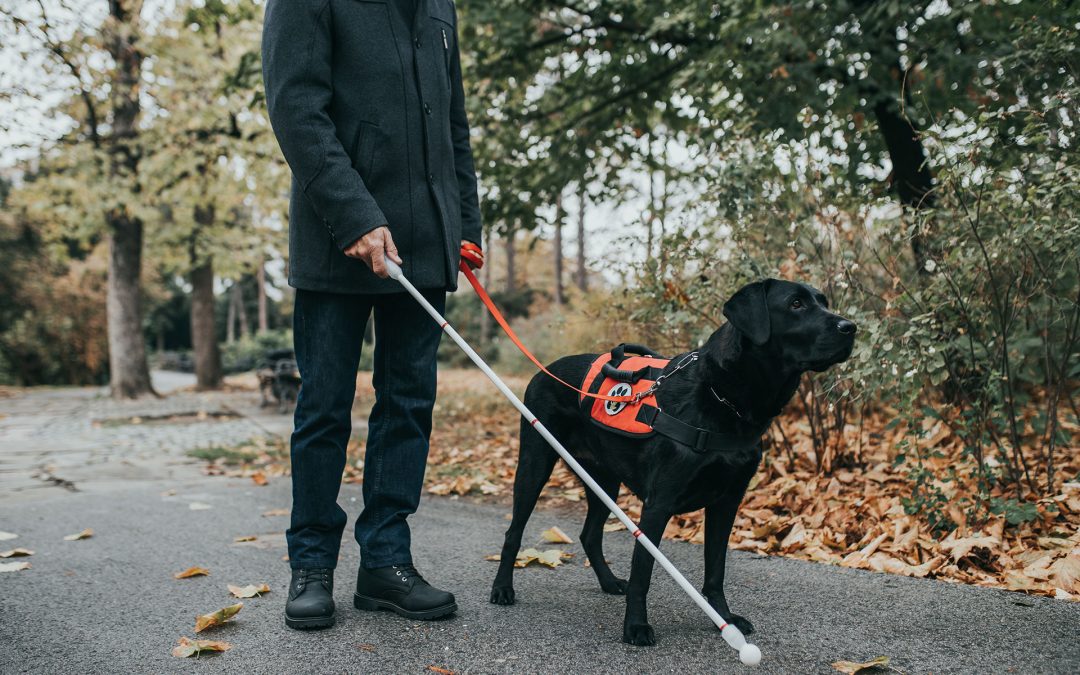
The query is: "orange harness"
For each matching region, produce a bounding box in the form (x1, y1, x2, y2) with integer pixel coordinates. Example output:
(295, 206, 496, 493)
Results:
(579, 346, 671, 437)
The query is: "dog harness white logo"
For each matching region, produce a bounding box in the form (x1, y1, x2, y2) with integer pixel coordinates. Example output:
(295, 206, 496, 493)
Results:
(604, 383, 632, 416)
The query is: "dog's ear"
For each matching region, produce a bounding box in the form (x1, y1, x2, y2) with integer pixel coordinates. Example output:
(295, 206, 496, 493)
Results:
(722, 280, 772, 346)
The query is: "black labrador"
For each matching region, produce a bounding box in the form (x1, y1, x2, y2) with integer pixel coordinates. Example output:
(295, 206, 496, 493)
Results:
(490, 279, 856, 646)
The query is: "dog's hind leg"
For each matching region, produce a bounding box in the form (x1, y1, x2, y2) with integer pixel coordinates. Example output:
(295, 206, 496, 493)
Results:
(489, 416, 558, 606)
(580, 471, 627, 595)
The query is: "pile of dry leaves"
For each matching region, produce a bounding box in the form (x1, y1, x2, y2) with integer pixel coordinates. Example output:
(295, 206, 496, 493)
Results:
(211, 369, 1079, 602)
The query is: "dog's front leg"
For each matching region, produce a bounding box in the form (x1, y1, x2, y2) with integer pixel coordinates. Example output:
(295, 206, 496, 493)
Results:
(702, 472, 756, 635)
(622, 504, 672, 646)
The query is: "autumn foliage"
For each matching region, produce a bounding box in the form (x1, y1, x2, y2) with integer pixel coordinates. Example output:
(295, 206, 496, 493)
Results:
(207, 369, 1078, 601)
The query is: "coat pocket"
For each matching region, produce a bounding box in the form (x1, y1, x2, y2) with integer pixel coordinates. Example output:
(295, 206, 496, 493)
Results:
(351, 121, 379, 183)
(430, 7, 454, 91)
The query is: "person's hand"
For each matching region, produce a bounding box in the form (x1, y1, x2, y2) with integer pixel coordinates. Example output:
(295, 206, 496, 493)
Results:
(460, 240, 484, 269)
(344, 226, 402, 278)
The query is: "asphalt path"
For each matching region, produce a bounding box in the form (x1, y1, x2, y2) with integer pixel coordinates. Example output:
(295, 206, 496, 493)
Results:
(1, 477, 1077, 674)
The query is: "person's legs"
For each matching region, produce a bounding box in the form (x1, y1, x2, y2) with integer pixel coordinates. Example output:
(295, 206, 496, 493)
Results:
(287, 289, 373, 569)
(354, 288, 445, 568)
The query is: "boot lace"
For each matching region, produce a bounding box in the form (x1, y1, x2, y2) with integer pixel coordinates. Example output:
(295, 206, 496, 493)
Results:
(295, 568, 331, 592)
(391, 564, 424, 584)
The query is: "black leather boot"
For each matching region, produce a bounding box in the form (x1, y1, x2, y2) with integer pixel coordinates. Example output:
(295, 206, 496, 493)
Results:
(285, 568, 335, 629)
(354, 564, 457, 620)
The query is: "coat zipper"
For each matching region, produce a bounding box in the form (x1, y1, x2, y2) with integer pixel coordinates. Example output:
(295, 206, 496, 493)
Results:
(441, 28, 451, 87)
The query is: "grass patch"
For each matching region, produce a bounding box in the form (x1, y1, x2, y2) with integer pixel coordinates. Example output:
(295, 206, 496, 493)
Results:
(187, 445, 260, 466)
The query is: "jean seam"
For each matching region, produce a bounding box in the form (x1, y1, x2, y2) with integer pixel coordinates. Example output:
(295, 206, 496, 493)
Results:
(365, 304, 392, 564)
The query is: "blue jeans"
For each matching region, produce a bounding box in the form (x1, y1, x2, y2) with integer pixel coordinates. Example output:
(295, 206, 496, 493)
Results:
(286, 287, 445, 571)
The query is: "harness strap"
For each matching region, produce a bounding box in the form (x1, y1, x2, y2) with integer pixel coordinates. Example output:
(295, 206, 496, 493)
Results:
(636, 406, 766, 454)
(459, 262, 636, 403)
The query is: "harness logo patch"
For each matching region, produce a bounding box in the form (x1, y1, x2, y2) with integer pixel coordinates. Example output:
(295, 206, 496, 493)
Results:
(604, 383, 632, 416)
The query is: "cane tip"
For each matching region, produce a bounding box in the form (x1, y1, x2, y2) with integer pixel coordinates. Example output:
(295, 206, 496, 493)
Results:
(739, 643, 761, 666)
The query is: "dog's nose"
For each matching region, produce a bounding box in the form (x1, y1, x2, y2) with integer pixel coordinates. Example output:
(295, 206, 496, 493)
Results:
(837, 320, 857, 335)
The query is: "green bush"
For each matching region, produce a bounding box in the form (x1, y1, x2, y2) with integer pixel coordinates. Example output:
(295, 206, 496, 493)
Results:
(220, 329, 294, 374)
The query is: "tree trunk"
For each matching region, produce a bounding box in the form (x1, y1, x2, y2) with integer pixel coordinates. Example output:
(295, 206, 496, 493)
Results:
(234, 281, 249, 340)
(479, 228, 492, 343)
(106, 215, 154, 398)
(575, 182, 588, 292)
(645, 135, 655, 261)
(873, 98, 935, 268)
(105, 0, 152, 399)
(553, 191, 565, 305)
(189, 261, 223, 390)
(504, 228, 517, 293)
(226, 283, 237, 344)
(256, 260, 268, 333)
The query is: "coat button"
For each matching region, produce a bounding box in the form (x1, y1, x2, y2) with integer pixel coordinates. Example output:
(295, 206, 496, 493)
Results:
(423, 103, 432, 115)
(414, 37, 421, 48)
(428, 173, 435, 184)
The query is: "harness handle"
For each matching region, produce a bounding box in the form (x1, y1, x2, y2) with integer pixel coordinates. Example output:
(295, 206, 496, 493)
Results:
(458, 262, 637, 403)
(600, 343, 666, 383)
(610, 343, 663, 362)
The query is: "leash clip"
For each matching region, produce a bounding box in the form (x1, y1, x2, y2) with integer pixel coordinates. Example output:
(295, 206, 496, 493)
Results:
(632, 351, 698, 403)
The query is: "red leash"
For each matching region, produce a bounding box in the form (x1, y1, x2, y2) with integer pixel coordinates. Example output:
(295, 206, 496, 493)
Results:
(458, 260, 636, 403)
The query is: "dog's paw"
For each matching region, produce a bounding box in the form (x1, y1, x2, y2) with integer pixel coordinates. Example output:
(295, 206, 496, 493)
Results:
(720, 613, 754, 635)
(489, 586, 516, 605)
(622, 622, 656, 646)
(600, 577, 628, 595)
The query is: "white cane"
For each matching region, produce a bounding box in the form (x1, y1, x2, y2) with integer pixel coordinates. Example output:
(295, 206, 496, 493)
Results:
(384, 258, 761, 667)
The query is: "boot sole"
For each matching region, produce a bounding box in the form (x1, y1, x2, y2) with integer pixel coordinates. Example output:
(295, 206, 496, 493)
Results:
(353, 592, 457, 620)
(284, 612, 336, 630)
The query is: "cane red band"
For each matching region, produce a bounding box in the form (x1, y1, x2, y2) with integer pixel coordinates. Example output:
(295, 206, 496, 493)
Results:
(632, 529, 642, 538)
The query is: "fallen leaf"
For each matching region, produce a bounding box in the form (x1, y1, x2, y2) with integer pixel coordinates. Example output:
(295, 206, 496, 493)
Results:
(1050, 554, 1080, 594)
(161, 489, 177, 496)
(780, 522, 807, 551)
(941, 534, 999, 562)
(228, 583, 271, 598)
(603, 521, 626, 533)
(195, 603, 243, 632)
(251, 472, 268, 486)
(171, 636, 232, 658)
(356, 643, 376, 652)
(512, 547, 573, 569)
(0, 561, 31, 572)
(426, 666, 455, 675)
(189, 502, 213, 511)
(483, 554, 501, 562)
(0, 531, 18, 541)
(63, 528, 93, 541)
(174, 567, 211, 579)
(0, 548, 33, 558)
(262, 508, 289, 517)
(233, 535, 257, 543)
(541, 526, 574, 544)
(831, 655, 890, 673)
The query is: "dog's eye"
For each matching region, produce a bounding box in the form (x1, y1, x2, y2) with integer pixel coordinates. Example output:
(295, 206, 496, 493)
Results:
(790, 299, 803, 310)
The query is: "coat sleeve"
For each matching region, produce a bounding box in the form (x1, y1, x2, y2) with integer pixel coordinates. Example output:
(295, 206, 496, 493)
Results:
(262, 0, 386, 251)
(447, 5, 483, 247)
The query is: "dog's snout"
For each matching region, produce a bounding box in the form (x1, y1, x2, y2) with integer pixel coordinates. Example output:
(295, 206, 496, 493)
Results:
(837, 319, 857, 335)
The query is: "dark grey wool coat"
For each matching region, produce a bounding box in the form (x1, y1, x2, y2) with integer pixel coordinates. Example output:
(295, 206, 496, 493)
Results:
(262, 0, 482, 293)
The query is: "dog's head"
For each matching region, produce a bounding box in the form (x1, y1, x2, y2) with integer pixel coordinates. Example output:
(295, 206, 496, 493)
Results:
(721, 279, 856, 373)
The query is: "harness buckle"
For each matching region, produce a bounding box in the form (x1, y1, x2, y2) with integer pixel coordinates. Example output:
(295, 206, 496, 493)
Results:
(694, 428, 710, 452)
